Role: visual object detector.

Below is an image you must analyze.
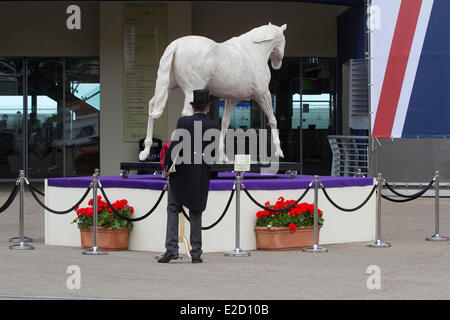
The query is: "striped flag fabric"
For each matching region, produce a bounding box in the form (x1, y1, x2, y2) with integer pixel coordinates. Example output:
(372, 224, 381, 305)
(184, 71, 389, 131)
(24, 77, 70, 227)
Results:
(371, 0, 450, 138)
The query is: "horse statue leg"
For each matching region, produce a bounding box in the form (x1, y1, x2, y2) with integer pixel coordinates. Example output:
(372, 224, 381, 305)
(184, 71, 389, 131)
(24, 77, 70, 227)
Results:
(139, 97, 158, 161)
(139, 41, 178, 161)
(139, 83, 175, 161)
(181, 90, 194, 117)
(218, 99, 239, 162)
(256, 91, 284, 159)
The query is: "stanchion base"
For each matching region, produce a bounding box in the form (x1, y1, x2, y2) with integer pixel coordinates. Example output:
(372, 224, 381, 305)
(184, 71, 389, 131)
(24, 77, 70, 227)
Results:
(225, 248, 251, 257)
(9, 242, 34, 250)
(367, 240, 391, 248)
(303, 244, 328, 253)
(426, 234, 449, 242)
(9, 236, 33, 243)
(82, 247, 108, 255)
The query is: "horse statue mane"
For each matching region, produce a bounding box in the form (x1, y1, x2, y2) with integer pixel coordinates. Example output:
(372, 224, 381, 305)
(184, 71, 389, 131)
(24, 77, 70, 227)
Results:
(139, 23, 287, 161)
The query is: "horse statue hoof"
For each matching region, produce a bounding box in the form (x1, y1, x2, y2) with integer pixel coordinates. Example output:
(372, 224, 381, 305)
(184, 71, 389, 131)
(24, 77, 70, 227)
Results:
(218, 153, 229, 163)
(274, 149, 284, 159)
(139, 149, 150, 161)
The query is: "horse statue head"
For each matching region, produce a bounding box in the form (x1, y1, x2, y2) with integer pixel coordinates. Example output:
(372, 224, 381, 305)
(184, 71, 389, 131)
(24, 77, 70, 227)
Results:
(250, 23, 287, 70)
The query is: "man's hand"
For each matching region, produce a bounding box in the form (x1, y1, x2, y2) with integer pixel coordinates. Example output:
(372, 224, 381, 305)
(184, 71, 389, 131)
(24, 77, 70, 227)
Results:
(163, 170, 170, 177)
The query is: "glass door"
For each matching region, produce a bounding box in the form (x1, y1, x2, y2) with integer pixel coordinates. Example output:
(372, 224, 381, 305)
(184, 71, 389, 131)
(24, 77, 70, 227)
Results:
(0, 58, 24, 178)
(0, 57, 99, 181)
(299, 58, 336, 175)
(26, 59, 64, 178)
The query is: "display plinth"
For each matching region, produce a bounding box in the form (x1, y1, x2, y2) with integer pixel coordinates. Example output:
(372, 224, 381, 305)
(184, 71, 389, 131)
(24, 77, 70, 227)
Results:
(44, 173, 376, 253)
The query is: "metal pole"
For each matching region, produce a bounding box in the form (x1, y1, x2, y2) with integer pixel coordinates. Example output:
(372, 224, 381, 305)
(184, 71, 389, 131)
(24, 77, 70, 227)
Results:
(82, 169, 107, 255)
(426, 171, 448, 241)
(355, 168, 362, 177)
(10, 170, 34, 250)
(225, 172, 250, 257)
(367, 173, 390, 248)
(304, 175, 327, 253)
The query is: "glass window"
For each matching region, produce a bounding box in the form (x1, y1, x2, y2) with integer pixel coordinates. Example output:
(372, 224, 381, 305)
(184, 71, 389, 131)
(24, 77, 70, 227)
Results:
(0, 57, 99, 180)
(292, 93, 331, 129)
(65, 58, 100, 177)
(0, 58, 24, 178)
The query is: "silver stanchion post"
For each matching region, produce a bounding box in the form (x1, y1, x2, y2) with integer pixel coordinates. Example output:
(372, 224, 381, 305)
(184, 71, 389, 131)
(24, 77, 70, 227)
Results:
(82, 169, 108, 255)
(225, 172, 250, 257)
(367, 173, 391, 248)
(9, 170, 34, 250)
(304, 175, 327, 253)
(426, 171, 448, 242)
(355, 168, 362, 177)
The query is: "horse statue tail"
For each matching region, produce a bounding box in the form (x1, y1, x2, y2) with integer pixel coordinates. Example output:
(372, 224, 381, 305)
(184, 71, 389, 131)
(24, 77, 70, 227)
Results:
(139, 41, 177, 161)
(148, 40, 178, 118)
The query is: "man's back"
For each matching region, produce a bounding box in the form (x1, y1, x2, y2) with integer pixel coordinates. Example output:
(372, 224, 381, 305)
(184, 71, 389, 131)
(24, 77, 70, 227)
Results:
(165, 113, 220, 212)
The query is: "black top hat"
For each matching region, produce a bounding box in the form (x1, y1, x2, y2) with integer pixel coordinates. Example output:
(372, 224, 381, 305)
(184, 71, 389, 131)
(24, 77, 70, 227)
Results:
(190, 89, 213, 107)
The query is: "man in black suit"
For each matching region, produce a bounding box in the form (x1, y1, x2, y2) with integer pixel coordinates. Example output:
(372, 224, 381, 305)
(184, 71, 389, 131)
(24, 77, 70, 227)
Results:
(158, 89, 220, 263)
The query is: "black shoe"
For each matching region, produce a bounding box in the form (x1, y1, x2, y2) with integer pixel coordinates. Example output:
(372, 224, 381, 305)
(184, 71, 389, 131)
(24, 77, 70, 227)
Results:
(157, 251, 179, 263)
(192, 257, 203, 263)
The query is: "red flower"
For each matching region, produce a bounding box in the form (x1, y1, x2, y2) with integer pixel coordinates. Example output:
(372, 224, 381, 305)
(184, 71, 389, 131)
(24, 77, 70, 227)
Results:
(85, 207, 94, 217)
(278, 196, 285, 202)
(289, 223, 297, 234)
(256, 211, 263, 219)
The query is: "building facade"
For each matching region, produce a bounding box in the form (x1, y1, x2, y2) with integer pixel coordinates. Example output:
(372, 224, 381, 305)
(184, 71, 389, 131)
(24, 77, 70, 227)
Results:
(1, 1, 446, 182)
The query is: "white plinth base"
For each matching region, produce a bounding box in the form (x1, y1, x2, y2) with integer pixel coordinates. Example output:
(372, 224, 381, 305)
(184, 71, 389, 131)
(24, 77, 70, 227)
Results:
(44, 180, 376, 253)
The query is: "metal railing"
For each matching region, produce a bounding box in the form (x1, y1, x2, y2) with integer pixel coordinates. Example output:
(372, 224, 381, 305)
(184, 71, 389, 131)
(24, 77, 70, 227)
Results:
(327, 135, 369, 177)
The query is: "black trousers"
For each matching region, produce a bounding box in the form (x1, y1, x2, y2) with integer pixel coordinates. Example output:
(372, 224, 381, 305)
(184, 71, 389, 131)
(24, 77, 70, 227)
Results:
(165, 182, 203, 258)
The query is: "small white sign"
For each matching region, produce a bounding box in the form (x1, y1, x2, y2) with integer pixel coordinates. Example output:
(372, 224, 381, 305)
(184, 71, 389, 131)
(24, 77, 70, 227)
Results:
(234, 154, 251, 172)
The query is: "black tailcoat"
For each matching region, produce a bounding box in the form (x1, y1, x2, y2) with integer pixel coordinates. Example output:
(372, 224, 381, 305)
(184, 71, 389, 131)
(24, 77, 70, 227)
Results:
(164, 113, 220, 212)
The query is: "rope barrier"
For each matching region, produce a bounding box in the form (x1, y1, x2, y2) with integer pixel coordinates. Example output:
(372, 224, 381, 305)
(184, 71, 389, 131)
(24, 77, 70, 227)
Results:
(26, 180, 92, 215)
(99, 183, 167, 222)
(320, 182, 378, 212)
(27, 183, 45, 197)
(383, 178, 435, 201)
(0, 182, 19, 214)
(180, 189, 235, 230)
(242, 183, 312, 212)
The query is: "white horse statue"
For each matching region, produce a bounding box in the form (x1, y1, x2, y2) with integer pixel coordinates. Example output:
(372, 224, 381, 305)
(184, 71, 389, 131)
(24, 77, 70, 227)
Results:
(139, 23, 287, 161)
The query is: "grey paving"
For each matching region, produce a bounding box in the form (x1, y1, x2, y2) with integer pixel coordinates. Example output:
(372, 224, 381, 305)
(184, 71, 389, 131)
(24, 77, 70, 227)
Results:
(1, 182, 450, 300)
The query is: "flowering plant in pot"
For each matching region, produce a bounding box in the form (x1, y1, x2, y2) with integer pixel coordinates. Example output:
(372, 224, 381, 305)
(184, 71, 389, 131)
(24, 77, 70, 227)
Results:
(72, 195, 134, 250)
(254, 196, 324, 250)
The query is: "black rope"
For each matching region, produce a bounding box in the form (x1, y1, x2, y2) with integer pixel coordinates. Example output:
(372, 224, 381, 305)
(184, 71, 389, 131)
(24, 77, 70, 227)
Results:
(0, 183, 19, 214)
(180, 189, 235, 230)
(99, 185, 166, 222)
(381, 193, 426, 203)
(321, 183, 378, 212)
(242, 184, 311, 212)
(28, 183, 45, 197)
(27, 183, 92, 214)
(384, 178, 434, 199)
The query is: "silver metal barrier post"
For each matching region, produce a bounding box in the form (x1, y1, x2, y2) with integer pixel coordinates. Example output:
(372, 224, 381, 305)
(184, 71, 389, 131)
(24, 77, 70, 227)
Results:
(82, 169, 108, 255)
(9, 170, 34, 250)
(355, 168, 362, 177)
(304, 175, 328, 253)
(367, 173, 391, 248)
(225, 172, 250, 257)
(426, 171, 448, 242)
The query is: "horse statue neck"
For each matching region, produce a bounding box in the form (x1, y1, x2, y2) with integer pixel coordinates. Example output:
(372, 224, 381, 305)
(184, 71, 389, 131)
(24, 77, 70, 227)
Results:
(234, 25, 281, 62)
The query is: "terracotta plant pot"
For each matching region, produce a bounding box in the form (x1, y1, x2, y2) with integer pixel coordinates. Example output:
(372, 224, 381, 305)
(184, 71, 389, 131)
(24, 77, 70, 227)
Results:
(254, 225, 322, 250)
(80, 227, 130, 251)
